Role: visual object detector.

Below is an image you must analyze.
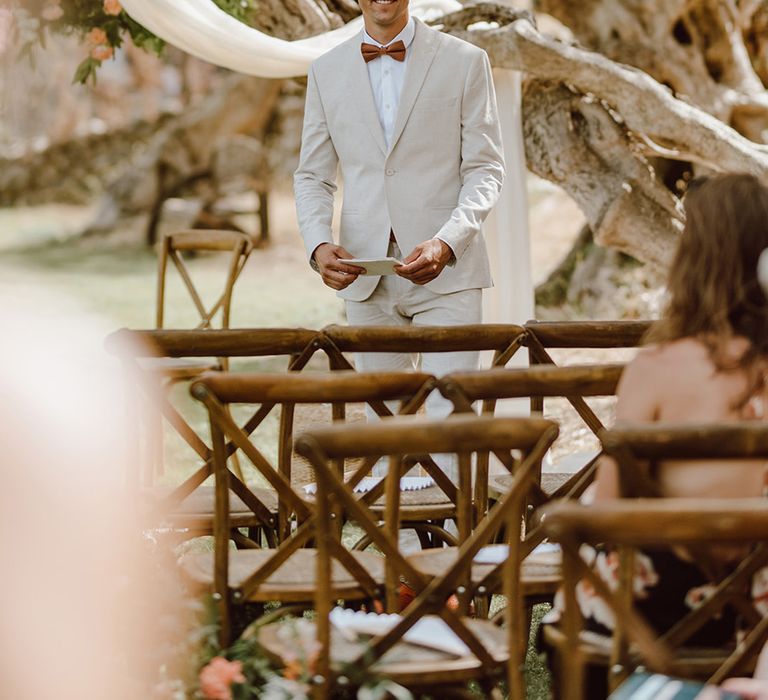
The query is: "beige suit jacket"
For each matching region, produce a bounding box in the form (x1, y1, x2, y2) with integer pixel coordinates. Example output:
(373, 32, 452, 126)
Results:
(294, 18, 505, 301)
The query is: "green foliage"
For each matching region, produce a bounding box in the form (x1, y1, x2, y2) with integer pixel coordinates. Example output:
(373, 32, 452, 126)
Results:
(10, 0, 258, 85)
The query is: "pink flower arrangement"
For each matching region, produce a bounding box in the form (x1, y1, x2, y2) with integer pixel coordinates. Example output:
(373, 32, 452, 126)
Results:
(199, 657, 246, 700)
(87, 27, 107, 45)
(103, 0, 122, 16)
(41, 4, 64, 21)
(90, 44, 114, 61)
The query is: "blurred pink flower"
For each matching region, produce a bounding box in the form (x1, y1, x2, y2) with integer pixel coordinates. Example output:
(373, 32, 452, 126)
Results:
(199, 657, 246, 700)
(41, 4, 64, 21)
(87, 27, 107, 45)
(0, 9, 12, 57)
(90, 44, 114, 61)
(103, 0, 122, 16)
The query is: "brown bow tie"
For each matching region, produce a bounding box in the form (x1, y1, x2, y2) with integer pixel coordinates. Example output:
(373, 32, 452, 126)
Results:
(361, 40, 406, 63)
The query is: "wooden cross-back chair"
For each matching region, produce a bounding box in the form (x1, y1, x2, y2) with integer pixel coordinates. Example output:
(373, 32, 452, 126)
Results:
(434, 364, 623, 695)
(188, 369, 453, 645)
(522, 319, 648, 446)
(154, 230, 255, 384)
(440, 363, 625, 518)
(541, 422, 768, 699)
(483, 320, 647, 492)
(156, 229, 253, 334)
(144, 230, 254, 484)
(108, 324, 530, 538)
(540, 498, 768, 700)
(283, 414, 559, 700)
(189, 369, 454, 545)
(108, 328, 317, 537)
(109, 323, 637, 538)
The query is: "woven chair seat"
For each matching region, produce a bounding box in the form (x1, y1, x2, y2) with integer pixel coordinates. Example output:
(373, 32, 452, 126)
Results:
(304, 482, 455, 521)
(180, 548, 386, 603)
(147, 485, 278, 529)
(489, 471, 572, 500)
(407, 545, 561, 598)
(543, 624, 736, 676)
(258, 616, 509, 686)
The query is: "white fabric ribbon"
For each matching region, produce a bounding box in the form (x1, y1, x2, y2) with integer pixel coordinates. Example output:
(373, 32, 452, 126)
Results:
(120, 0, 533, 326)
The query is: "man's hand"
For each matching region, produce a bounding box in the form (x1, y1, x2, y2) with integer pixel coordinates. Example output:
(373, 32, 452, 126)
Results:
(312, 243, 364, 290)
(395, 239, 454, 285)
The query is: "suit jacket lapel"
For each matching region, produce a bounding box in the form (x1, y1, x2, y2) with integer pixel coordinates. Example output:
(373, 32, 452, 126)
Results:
(347, 35, 388, 156)
(388, 19, 440, 155)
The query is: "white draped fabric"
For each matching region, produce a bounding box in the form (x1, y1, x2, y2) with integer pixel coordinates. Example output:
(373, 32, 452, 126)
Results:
(121, 0, 533, 324)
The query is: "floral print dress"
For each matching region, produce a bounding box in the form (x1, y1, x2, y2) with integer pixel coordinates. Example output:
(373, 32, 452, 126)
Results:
(544, 546, 768, 647)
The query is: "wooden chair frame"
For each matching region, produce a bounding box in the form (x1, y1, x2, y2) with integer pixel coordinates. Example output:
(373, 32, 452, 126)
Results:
(108, 325, 528, 534)
(110, 328, 316, 533)
(191, 370, 445, 542)
(156, 229, 254, 333)
(107, 322, 645, 536)
(540, 423, 768, 699)
(540, 498, 768, 700)
(295, 414, 559, 699)
(192, 370, 451, 644)
(440, 363, 625, 527)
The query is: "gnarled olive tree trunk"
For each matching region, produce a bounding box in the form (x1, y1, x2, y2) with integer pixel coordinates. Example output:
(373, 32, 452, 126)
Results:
(2, 0, 767, 271)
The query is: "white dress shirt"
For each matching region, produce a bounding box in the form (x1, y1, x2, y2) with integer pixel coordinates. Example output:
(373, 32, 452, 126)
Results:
(362, 18, 416, 149)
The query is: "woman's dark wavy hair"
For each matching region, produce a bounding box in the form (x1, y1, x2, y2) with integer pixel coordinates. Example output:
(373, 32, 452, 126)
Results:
(646, 173, 768, 404)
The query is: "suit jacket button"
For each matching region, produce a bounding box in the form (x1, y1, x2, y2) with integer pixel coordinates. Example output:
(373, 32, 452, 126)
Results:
(385, 168, 395, 176)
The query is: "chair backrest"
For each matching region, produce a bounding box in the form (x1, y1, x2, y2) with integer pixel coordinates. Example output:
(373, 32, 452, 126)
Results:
(106, 325, 634, 534)
(523, 320, 648, 416)
(523, 320, 650, 357)
(295, 414, 559, 696)
(191, 370, 444, 643)
(539, 497, 768, 700)
(601, 422, 768, 498)
(155, 229, 253, 331)
(441, 363, 625, 511)
(108, 329, 316, 516)
(108, 324, 532, 518)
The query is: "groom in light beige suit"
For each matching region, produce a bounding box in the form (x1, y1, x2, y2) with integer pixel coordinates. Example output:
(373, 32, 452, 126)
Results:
(295, 0, 505, 448)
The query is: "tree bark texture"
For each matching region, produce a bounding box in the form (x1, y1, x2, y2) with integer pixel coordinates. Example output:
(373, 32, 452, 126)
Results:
(534, 0, 768, 142)
(3, 0, 767, 268)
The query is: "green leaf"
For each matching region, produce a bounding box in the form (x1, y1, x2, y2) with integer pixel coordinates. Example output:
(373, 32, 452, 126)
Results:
(73, 56, 99, 85)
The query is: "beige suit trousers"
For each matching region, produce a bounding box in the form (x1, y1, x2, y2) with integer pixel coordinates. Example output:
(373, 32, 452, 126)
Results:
(345, 242, 482, 479)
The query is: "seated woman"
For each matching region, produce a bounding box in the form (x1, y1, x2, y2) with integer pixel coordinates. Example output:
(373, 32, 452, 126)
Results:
(544, 173, 768, 697)
(594, 173, 768, 503)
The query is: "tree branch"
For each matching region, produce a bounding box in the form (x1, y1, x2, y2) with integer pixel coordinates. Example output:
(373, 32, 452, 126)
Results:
(460, 17, 768, 176)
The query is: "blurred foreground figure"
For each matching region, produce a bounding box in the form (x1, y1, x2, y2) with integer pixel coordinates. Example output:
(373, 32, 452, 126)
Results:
(0, 287, 172, 700)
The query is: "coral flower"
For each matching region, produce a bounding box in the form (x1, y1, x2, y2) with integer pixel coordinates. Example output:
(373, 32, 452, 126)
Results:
(199, 657, 246, 700)
(103, 0, 122, 15)
(41, 4, 64, 21)
(87, 27, 107, 45)
(90, 44, 114, 61)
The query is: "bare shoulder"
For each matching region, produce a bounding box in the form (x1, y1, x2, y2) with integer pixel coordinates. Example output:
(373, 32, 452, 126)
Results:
(614, 340, 708, 421)
(630, 338, 710, 377)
